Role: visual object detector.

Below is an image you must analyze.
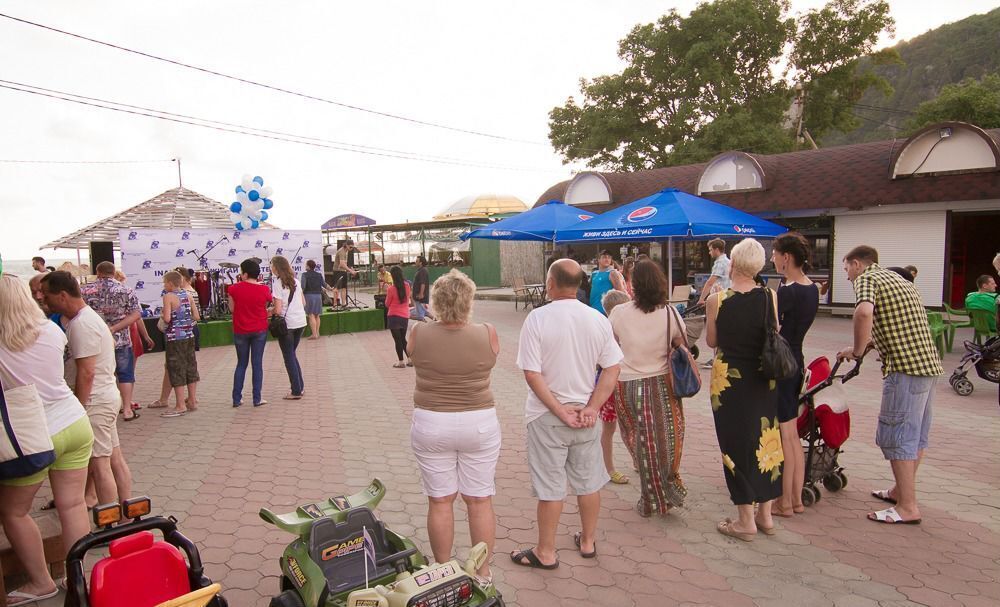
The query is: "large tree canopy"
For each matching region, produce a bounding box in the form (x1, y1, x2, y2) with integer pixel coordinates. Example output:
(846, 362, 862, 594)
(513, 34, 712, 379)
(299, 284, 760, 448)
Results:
(907, 73, 1000, 132)
(549, 0, 897, 171)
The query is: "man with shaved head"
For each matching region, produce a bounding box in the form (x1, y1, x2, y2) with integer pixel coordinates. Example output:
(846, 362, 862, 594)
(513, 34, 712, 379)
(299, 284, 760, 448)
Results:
(512, 258, 623, 570)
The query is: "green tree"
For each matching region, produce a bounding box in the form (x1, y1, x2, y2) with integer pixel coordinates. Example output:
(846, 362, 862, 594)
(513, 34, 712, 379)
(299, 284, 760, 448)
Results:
(548, 0, 896, 171)
(906, 73, 1000, 131)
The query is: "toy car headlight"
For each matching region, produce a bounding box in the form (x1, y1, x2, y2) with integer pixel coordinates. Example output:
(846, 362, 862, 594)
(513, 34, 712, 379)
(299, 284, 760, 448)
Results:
(408, 578, 473, 607)
(123, 496, 152, 520)
(93, 503, 122, 528)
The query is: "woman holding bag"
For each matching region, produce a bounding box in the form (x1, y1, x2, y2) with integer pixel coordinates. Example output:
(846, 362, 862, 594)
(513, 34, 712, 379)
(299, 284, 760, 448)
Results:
(608, 260, 688, 517)
(0, 273, 93, 604)
(705, 238, 783, 541)
(271, 256, 307, 400)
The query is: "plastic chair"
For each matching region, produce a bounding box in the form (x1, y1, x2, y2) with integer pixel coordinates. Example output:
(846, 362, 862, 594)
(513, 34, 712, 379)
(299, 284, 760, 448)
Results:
(926, 311, 947, 359)
(942, 303, 972, 352)
(89, 531, 191, 607)
(970, 309, 998, 345)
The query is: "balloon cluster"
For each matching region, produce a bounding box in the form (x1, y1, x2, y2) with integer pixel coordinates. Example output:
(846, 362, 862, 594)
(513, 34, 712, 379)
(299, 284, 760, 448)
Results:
(229, 175, 274, 230)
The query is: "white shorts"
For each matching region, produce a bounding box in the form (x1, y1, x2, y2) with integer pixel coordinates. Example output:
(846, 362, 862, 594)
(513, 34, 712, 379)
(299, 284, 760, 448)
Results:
(410, 407, 501, 498)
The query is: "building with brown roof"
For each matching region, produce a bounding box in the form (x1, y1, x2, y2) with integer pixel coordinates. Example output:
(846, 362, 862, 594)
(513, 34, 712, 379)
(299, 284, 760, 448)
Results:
(537, 122, 1000, 308)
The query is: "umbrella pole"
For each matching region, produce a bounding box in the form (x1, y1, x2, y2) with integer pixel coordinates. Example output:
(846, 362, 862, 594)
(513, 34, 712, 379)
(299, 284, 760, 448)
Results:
(667, 236, 673, 296)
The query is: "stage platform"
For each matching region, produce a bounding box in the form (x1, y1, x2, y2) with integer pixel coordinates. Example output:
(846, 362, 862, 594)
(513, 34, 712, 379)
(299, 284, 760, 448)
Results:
(142, 307, 383, 350)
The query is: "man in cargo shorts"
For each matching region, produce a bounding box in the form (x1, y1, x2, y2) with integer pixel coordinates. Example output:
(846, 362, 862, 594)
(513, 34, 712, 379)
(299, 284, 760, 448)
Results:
(511, 259, 622, 569)
(838, 245, 942, 525)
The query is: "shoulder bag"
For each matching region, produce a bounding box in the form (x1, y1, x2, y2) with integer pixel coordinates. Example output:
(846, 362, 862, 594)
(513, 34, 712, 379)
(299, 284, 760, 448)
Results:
(761, 288, 798, 380)
(0, 380, 56, 480)
(269, 283, 296, 339)
(666, 305, 702, 398)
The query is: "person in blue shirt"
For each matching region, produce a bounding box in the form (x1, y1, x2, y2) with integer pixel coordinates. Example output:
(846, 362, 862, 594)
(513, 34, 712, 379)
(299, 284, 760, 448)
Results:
(589, 250, 626, 313)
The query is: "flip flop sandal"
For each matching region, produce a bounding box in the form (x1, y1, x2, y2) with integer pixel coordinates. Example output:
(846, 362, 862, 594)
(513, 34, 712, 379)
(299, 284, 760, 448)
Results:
(609, 471, 630, 484)
(755, 521, 776, 536)
(868, 507, 920, 525)
(283, 393, 303, 400)
(122, 411, 140, 422)
(772, 504, 795, 518)
(871, 489, 897, 505)
(6, 587, 59, 605)
(717, 518, 755, 542)
(509, 548, 559, 570)
(160, 410, 186, 418)
(254, 400, 269, 407)
(573, 532, 597, 558)
(148, 400, 168, 409)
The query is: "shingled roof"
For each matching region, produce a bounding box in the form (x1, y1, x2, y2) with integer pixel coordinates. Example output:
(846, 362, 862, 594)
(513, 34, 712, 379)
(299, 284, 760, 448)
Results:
(536, 129, 1000, 214)
(44, 187, 278, 250)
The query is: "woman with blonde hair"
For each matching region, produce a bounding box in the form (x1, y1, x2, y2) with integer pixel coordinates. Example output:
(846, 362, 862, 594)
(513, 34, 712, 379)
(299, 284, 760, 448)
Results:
(0, 274, 93, 604)
(271, 256, 307, 400)
(705, 238, 783, 540)
(407, 269, 500, 581)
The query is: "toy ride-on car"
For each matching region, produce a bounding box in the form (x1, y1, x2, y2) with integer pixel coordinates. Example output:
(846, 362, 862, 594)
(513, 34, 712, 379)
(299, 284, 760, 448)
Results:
(261, 478, 504, 607)
(64, 496, 227, 607)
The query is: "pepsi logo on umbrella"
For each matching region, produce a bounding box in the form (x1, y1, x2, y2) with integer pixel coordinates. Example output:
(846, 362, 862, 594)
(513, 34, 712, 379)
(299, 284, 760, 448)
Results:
(579, 214, 594, 221)
(626, 206, 658, 223)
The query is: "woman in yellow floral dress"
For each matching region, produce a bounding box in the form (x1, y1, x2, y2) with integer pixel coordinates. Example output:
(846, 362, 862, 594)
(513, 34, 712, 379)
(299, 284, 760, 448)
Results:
(705, 238, 783, 541)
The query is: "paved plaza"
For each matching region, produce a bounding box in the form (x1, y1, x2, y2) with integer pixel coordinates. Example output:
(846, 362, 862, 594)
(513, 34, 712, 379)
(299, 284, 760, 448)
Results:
(33, 300, 1000, 606)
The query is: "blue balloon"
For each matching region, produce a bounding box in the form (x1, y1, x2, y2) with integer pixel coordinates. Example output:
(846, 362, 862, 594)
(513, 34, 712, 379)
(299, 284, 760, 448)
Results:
(235, 186, 245, 194)
(250, 218, 260, 229)
(248, 190, 260, 202)
(235, 222, 244, 231)
(252, 176, 264, 186)
(230, 202, 242, 213)
(262, 199, 273, 210)
(260, 211, 268, 222)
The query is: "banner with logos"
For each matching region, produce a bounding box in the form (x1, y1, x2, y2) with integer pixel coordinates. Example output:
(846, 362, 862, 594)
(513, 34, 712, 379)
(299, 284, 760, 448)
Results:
(118, 228, 322, 315)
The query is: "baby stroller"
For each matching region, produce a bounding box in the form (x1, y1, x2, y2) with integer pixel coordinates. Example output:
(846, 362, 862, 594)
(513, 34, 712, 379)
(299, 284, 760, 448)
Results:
(795, 354, 864, 506)
(680, 301, 705, 360)
(949, 336, 1000, 396)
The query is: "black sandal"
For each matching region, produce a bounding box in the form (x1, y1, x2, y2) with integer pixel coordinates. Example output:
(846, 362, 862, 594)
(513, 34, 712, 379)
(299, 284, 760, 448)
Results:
(122, 411, 140, 422)
(573, 532, 597, 558)
(509, 548, 558, 570)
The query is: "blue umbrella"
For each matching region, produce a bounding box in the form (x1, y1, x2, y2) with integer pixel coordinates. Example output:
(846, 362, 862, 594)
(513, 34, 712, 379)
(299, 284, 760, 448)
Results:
(557, 188, 787, 291)
(460, 200, 596, 242)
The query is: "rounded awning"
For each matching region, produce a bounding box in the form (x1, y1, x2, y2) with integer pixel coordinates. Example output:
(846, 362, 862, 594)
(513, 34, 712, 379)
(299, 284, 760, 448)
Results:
(433, 194, 526, 220)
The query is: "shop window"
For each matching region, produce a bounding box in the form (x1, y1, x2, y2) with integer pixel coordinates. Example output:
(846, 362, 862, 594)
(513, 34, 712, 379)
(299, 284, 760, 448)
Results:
(565, 172, 612, 206)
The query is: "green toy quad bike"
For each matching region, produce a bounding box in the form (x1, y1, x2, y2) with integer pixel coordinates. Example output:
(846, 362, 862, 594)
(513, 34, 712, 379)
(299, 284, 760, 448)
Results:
(262, 478, 504, 607)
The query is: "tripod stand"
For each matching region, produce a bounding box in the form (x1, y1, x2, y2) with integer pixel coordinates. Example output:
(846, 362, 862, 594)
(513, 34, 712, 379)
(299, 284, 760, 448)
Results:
(341, 274, 368, 310)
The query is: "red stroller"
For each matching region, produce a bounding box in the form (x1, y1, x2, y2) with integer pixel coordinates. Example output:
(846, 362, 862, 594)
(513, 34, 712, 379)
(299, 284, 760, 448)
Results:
(795, 355, 863, 506)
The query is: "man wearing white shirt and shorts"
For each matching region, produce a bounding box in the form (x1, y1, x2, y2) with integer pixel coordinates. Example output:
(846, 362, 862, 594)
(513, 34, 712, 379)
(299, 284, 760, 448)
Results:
(511, 259, 623, 570)
(41, 271, 128, 506)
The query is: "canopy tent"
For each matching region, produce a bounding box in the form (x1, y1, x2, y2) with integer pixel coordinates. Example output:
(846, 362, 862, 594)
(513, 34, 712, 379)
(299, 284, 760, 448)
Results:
(433, 194, 527, 220)
(321, 213, 376, 230)
(460, 200, 595, 242)
(557, 188, 786, 291)
(43, 186, 277, 251)
(430, 239, 471, 253)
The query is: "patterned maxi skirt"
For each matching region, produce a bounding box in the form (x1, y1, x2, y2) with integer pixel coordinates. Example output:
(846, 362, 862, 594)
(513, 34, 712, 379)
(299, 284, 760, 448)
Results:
(614, 373, 687, 515)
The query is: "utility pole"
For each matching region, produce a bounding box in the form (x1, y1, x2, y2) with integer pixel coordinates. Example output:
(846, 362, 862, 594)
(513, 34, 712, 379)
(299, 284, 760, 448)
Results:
(174, 157, 183, 188)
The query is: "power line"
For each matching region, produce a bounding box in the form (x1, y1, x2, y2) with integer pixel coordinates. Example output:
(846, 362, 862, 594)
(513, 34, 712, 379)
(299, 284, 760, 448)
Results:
(0, 12, 543, 145)
(0, 80, 564, 173)
(852, 102, 916, 116)
(850, 111, 903, 130)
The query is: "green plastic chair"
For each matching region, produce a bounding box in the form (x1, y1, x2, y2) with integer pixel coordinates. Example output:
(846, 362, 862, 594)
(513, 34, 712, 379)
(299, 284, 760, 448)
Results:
(969, 309, 998, 345)
(942, 303, 972, 352)
(925, 311, 947, 359)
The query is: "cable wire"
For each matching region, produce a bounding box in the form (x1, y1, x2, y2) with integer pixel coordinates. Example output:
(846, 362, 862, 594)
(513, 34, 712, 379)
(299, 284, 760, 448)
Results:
(0, 80, 564, 173)
(0, 158, 174, 164)
(0, 12, 543, 145)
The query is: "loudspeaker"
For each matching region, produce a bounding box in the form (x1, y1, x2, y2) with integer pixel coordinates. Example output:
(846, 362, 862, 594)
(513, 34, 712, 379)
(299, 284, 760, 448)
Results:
(323, 253, 335, 287)
(89, 241, 115, 270)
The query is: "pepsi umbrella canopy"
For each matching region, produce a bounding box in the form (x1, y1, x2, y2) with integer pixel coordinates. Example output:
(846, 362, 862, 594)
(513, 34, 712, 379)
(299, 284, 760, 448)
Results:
(461, 200, 595, 242)
(555, 188, 785, 243)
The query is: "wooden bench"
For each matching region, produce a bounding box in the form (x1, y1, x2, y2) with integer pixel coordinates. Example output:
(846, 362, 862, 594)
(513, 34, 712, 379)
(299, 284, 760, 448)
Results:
(0, 510, 65, 606)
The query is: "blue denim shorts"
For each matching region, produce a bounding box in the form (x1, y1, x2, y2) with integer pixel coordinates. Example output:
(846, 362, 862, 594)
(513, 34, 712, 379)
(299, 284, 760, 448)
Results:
(876, 373, 936, 460)
(114, 346, 135, 384)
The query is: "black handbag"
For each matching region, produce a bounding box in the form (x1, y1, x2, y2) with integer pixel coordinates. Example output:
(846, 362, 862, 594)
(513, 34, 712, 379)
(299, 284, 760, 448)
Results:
(269, 283, 296, 338)
(761, 288, 798, 380)
(667, 305, 702, 398)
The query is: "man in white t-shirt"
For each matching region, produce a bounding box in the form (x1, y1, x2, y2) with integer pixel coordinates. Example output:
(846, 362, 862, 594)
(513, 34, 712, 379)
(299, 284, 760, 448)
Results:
(512, 259, 623, 570)
(41, 271, 129, 506)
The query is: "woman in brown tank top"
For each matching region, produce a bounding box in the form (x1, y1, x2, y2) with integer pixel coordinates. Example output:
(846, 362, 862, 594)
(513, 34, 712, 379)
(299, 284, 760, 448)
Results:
(407, 270, 500, 581)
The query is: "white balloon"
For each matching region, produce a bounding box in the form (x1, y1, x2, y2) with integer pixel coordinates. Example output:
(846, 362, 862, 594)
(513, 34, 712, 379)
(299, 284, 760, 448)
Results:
(241, 176, 255, 192)
(237, 191, 250, 205)
(229, 212, 243, 224)
(260, 186, 273, 198)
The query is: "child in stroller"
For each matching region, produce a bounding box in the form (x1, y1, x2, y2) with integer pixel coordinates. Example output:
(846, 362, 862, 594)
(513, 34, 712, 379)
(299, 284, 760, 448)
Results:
(795, 355, 864, 506)
(949, 336, 1000, 397)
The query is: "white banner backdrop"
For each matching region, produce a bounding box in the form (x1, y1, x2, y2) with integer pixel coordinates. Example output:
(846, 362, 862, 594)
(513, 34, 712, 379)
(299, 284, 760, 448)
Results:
(118, 228, 322, 315)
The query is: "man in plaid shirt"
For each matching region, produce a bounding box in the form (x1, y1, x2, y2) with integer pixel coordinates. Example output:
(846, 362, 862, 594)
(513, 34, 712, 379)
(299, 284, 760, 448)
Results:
(838, 246, 942, 526)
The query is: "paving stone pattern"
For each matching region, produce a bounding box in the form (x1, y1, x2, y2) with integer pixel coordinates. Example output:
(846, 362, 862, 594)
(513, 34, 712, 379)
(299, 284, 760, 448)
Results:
(32, 301, 1000, 606)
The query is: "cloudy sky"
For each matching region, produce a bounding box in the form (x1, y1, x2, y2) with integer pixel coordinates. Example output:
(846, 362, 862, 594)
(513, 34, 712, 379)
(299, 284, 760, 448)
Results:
(1, 0, 996, 259)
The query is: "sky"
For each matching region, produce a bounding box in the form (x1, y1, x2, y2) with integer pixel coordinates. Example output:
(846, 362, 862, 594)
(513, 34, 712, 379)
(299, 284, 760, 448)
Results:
(1, 0, 997, 259)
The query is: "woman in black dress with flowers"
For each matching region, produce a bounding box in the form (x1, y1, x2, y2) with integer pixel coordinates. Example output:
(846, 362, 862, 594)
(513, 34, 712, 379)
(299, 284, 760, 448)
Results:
(706, 238, 783, 541)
